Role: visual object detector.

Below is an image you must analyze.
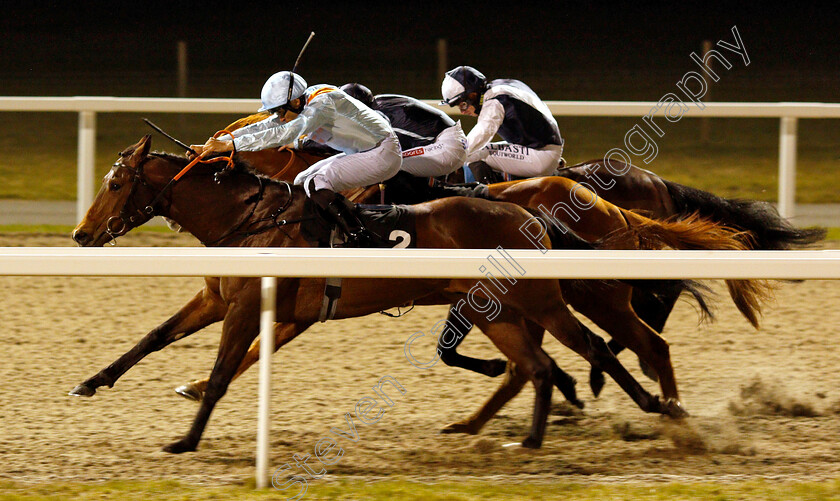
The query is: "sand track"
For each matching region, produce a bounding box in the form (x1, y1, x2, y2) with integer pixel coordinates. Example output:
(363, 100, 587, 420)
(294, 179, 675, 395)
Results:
(1, 232, 839, 485)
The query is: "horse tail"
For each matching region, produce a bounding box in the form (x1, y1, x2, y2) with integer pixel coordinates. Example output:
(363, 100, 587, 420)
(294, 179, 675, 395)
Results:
(225, 112, 272, 132)
(662, 179, 826, 250)
(619, 210, 774, 328)
(524, 208, 716, 322)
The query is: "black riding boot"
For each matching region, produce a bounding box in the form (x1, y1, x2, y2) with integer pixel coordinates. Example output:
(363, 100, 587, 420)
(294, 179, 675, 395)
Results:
(308, 183, 370, 247)
(467, 161, 502, 184)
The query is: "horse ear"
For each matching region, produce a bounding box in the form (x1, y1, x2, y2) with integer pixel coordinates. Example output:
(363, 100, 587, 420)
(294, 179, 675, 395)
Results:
(120, 135, 152, 165)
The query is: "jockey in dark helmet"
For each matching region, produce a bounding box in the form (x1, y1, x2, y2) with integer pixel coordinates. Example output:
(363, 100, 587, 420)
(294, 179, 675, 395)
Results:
(341, 83, 467, 179)
(441, 65, 564, 184)
(193, 71, 402, 246)
(441, 65, 488, 114)
(341, 82, 375, 108)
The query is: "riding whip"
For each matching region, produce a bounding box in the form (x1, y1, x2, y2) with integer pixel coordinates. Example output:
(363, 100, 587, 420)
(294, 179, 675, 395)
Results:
(142, 118, 198, 156)
(286, 31, 316, 103)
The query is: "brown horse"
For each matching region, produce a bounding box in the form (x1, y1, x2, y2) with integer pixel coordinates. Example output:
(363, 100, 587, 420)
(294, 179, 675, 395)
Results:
(70, 135, 688, 452)
(172, 146, 773, 410)
(244, 147, 817, 377)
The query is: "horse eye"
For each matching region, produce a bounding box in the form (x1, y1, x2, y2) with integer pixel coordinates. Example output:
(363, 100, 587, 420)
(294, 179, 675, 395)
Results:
(109, 182, 121, 191)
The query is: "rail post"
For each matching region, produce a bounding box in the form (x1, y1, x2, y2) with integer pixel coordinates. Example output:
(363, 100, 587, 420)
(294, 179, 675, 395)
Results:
(256, 276, 277, 489)
(76, 111, 96, 223)
(778, 116, 798, 219)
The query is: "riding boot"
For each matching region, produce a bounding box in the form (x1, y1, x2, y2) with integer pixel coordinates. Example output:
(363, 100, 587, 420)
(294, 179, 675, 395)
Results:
(467, 161, 503, 184)
(308, 184, 371, 247)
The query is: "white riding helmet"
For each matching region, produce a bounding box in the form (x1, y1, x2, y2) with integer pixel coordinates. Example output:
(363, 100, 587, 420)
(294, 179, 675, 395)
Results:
(259, 71, 308, 112)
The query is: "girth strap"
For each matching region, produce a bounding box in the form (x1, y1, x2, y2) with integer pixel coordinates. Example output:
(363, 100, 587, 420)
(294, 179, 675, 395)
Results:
(318, 277, 343, 322)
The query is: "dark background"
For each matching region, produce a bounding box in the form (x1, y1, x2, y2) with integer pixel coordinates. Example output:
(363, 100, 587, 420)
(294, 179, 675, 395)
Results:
(1, 2, 838, 101)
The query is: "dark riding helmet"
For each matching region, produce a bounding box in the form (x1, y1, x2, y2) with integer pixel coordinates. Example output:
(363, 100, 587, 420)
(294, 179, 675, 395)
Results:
(440, 65, 487, 111)
(339, 83, 375, 109)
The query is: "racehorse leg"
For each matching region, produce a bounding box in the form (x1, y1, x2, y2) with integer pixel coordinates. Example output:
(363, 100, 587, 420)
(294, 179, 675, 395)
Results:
(445, 308, 555, 448)
(441, 319, 582, 437)
(437, 308, 507, 378)
(570, 287, 682, 408)
(631, 288, 680, 380)
(441, 361, 528, 435)
(163, 279, 262, 453)
(588, 288, 680, 396)
(175, 321, 312, 402)
(534, 302, 687, 418)
(69, 278, 227, 397)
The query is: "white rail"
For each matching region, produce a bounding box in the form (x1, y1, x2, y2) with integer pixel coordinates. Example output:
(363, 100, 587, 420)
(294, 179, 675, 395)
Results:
(1, 247, 840, 279)
(2, 246, 839, 489)
(2, 97, 839, 221)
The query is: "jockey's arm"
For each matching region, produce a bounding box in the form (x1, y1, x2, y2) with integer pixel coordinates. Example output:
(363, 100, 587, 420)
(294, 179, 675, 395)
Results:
(191, 114, 281, 155)
(218, 113, 283, 141)
(465, 99, 505, 158)
(231, 103, 330, 152)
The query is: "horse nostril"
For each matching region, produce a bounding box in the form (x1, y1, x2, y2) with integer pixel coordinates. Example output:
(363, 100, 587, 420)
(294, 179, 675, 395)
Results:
(72, 230, 89, 245)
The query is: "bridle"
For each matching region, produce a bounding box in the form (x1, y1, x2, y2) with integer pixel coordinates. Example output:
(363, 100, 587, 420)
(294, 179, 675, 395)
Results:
(105, 154, 312, 247)
(105, 156, 158, 243)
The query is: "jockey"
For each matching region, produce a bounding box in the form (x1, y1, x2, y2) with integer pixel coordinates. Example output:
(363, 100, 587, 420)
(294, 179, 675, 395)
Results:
(193, 71, 402, 245)
(440, 66, 564, 184)
(339, 83, 467, 178)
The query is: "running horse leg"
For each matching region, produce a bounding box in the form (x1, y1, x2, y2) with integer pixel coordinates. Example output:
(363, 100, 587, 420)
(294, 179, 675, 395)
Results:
(568, 281, 683, 410)
(441, 317, 581, 436)
(436, 309, 507, 378)
(174, 321, 312, 402)
(69, 277, 227, 397)
(163, 277, 265, 453)
(589, 288, 679, 396)
(449, 306, 557, 448)
(532, 299, 687, 419)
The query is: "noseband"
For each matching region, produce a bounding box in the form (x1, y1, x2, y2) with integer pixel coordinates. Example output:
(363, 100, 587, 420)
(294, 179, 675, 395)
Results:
(105, 157, 159, 243)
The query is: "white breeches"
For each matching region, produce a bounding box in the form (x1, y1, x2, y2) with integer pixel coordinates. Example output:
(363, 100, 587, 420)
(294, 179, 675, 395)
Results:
(294, 132, 402, 194)
(467, 141, 564, 178)
(399, 122, 468, 177)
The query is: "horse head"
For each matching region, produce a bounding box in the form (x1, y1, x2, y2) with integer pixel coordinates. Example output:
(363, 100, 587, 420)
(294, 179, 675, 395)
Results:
(72, 135, 164, 246)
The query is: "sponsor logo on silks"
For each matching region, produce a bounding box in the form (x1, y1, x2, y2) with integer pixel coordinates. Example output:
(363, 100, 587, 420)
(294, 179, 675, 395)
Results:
(402, 147, 425, 158)
(491, 151, 525, 161)
(487, 143, 530, 155)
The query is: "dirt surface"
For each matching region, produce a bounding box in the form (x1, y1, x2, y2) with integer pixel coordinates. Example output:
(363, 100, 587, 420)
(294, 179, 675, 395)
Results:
(1, 232, 839, 486)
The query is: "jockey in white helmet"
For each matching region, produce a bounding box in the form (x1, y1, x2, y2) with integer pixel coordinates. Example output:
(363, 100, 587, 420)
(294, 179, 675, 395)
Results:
(194, 71, 402, 245)
(441, 65, 564, 184)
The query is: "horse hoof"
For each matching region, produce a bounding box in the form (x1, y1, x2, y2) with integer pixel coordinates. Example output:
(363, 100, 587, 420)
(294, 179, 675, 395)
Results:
(520, 436, 542, 449)
(482, 359, 508, 378)
(68, 384, 96, 397)
(162, 438, 196, 454)
(589, 369, 606, 398)
(175, 384, 203, 402)
(664, 399, 690, 419)
(440, 422, 478, 435)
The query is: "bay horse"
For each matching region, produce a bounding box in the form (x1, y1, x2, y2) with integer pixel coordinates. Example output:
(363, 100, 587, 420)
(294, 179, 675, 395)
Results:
(195, 117, 826, 399)
(173, 146, 779, 408)
(85, 142, 773, 440)
(70, 135, 690, 452)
